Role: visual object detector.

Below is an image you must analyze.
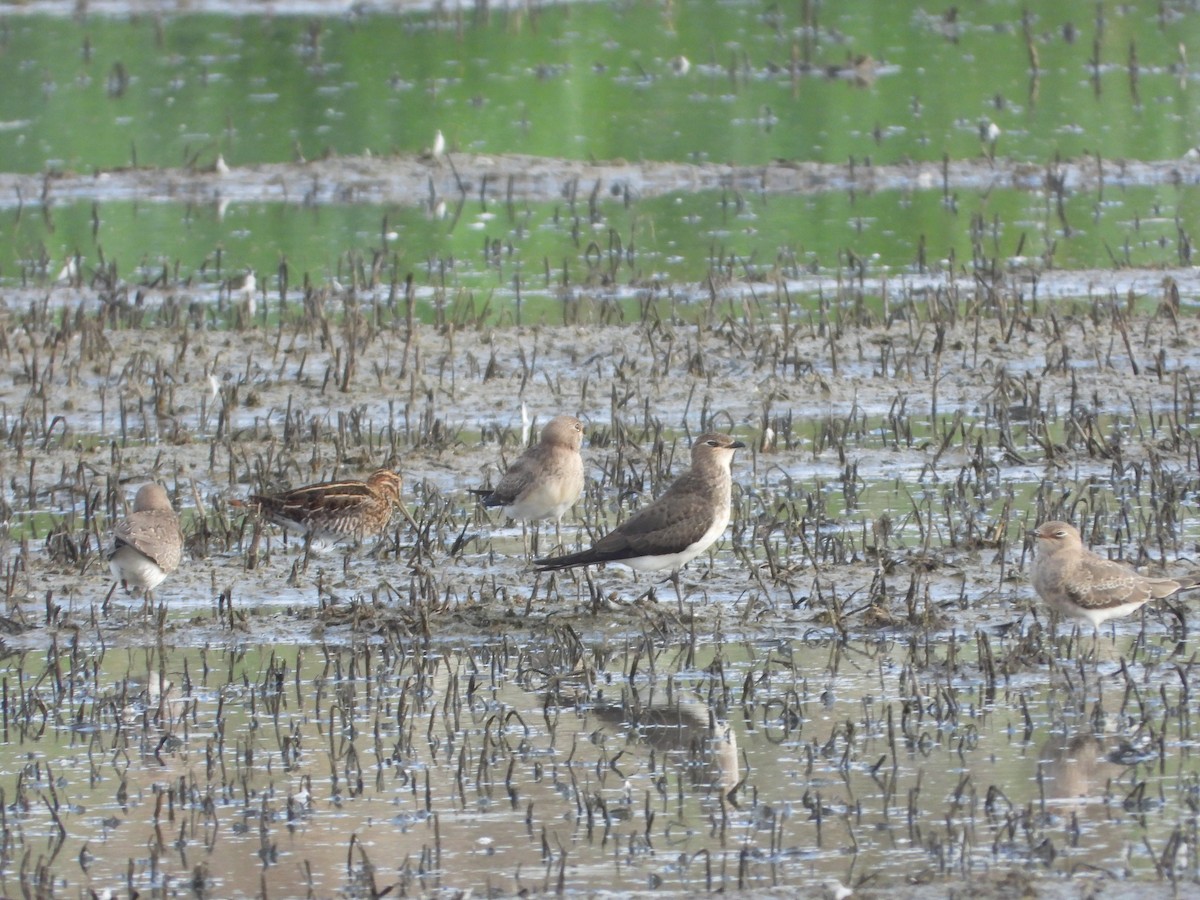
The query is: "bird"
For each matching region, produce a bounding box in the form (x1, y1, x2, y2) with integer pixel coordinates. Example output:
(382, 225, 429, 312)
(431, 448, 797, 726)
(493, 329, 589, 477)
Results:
(1028, 520, 1199, 630)
(108, 483, 183, 599)
(534, 433, 745, 604)
(241, 469, 407, 548)
(473, 415, 585, 526)
(226, 269, 257, 319)
(979, 118, 1001, 159)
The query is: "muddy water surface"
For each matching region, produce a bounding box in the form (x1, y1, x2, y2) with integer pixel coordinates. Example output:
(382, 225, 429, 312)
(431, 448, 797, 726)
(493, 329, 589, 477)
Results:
(3, 0, 1200, 897)
(5, 632, 1197, 898)
(0, 287, 1193, 895)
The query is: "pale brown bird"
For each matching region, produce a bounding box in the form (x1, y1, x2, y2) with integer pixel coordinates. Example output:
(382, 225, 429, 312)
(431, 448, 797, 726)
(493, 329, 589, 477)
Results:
(108, 483, 183, 597)
(244, 469, 405, 546)
(473, 415, 585, 525)
(1028, 520, 1199, 629)
(535, 433, 744, 577)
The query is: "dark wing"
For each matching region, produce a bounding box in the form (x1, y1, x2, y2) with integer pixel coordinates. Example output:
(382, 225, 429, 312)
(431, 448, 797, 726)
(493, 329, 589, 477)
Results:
(535, 475, 711, 570)
(476, 449, 544, 508)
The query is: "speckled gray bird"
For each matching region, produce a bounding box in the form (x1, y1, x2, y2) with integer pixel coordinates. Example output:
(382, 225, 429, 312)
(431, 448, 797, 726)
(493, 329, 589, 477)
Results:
(474, 415, 585, 525)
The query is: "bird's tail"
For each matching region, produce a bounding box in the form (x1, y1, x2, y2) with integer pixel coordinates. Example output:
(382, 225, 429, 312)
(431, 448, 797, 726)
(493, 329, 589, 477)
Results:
(469, 488, 501, 507)
(534, 550, 594, 571)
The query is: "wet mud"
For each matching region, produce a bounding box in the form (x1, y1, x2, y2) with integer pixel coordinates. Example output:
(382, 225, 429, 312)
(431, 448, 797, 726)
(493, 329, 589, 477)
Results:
(2, 4, 1200, 891)
(0, 265, 1195, 652)
(6, 151, 1200, 212)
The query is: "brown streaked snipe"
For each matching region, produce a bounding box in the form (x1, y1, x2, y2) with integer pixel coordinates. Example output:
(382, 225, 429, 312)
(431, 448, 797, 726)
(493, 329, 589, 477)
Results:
(108, 483, 184, 598)
(244, 469, 405, 545)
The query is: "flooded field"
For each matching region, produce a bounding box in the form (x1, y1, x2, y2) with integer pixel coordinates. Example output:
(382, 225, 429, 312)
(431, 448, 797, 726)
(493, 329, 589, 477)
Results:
(2, 634, 1197, 898)
(0, 264, 1195, 897)
(2, 0, 1200, 897)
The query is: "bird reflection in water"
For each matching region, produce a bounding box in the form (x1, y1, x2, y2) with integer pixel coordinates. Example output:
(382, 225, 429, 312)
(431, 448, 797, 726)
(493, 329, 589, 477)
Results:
(583, 692, 740, 802)
(1034, 730, 1156, 872)
(1038, 732, 1145, 804)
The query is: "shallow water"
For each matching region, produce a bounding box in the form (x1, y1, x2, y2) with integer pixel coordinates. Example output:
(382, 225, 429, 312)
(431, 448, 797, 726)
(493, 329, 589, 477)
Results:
(1, 633, 1195, 898)
(3, 2, 1198, 171)
(8, 174, 1200, 307)
(3, 0, 1200, 299)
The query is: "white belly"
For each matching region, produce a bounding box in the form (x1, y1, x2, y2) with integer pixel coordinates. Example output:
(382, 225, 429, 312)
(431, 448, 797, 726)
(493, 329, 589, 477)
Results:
(618, 507, 730, 573)
(109, 546, 169, 592)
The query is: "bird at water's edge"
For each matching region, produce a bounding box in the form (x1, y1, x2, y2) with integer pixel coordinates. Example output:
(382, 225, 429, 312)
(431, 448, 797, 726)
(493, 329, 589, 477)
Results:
(240, 469, 407, 546)
(534, 433, 744, 581)
(473, 415, 585, 526)
(1028, 520, 1199, 629)
(108, 483, 183, 598)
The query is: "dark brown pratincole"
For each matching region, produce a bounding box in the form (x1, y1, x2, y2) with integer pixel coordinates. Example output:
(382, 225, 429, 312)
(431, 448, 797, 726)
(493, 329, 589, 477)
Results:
(535, 433, 745, 602)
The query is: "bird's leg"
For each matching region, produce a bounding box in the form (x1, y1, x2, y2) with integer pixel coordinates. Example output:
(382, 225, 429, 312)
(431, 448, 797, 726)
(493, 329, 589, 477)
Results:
(670, 570, 686, 616)
(246, 519, 263, 570)
(301, 533, 315, 573)
(152, 597, 168, 633)
(102, 582, 118, 619)
(367, 529, 389, 560)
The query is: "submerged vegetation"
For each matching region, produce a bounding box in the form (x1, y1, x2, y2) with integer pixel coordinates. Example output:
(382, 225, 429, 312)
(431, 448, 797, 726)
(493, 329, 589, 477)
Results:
(0, 0, 1198, 895)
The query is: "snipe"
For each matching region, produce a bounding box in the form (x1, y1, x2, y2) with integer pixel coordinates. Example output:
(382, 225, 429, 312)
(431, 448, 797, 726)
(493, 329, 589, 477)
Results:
(245, 469, 405, 546)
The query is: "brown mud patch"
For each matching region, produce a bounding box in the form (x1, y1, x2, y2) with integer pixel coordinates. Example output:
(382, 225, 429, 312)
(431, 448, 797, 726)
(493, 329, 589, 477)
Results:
(0, 279, 1195, 653)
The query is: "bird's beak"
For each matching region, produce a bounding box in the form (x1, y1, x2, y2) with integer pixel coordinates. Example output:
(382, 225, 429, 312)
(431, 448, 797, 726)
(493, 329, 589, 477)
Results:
(730, 440, 747, 449)
(398, 500, 420, 533)
(1026, 529, 1040, 539)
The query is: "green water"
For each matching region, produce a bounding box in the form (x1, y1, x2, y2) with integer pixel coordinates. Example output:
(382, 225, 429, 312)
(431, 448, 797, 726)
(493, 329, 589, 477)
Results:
(3, 3, 1198, 172)
(2, 2, 1200, 297)
(7, 181, 1200, 303)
